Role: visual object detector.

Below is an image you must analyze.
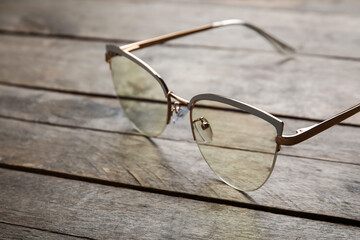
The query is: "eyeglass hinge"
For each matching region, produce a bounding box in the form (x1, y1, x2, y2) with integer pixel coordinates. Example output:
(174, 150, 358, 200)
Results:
(105, 51, 120, 64)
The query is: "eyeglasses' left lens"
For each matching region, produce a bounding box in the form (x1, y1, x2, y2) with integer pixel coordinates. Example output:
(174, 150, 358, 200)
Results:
(110, 55, 168, 137)
(190, 100, 279, 191)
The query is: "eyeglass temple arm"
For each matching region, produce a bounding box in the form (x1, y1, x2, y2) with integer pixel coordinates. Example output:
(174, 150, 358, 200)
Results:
(120, 19, 295, 55)
(277, 103, 360, 146)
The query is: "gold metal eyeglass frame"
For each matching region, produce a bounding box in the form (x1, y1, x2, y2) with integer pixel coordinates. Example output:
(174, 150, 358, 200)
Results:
(105, 19, 360, 190)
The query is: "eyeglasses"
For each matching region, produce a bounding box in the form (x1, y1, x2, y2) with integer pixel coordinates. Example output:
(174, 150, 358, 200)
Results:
(105, 19, 360, 191)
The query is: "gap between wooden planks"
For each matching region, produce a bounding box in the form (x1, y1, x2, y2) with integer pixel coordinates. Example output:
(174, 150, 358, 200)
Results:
(0, 109, 359, 221)
(0, 222, 90, 240)
(0, 35, 359, 125)
(0, 85, 358, 165)
(0, 0, 360, 59)
(0, 168, 359, 239)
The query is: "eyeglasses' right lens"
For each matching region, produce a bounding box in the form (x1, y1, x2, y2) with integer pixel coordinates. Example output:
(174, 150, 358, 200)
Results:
(191, 100, 279, 191)
(110, 55, 168, 137)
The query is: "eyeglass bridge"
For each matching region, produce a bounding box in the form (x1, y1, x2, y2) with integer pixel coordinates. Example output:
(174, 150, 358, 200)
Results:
(167, 92, 190, 124)
(171, 101, 182, 115)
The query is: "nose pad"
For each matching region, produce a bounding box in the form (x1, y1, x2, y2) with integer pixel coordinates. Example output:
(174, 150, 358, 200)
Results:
(172, 107, 189, 123)
(171, 102, 189, 123)
(192, 117, 213, 143)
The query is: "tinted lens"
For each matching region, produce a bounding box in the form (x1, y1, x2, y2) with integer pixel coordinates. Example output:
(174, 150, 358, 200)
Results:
(110, 55, 168, 137)
(191, 100, 279, 191)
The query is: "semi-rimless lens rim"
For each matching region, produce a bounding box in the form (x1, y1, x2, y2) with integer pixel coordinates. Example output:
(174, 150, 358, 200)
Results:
(189, 97, 282, 191)
(106, 45, 169, 97)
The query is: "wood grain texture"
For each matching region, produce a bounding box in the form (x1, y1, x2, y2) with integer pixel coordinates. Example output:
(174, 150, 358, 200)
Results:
(0, 222, 86, 240)
(0, 117, 359, 220)
(1, 169, 359, 239)
(0, 85, 359, 165)
(178, 0, 360, 14)
(0, 0, 360, 58)
(0, 35, 359, 125)
(0, 0, 359, 239)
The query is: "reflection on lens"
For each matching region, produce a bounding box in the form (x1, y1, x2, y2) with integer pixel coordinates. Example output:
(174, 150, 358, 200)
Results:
(110, 55, 168, 137)
(191, 100, 278, 191)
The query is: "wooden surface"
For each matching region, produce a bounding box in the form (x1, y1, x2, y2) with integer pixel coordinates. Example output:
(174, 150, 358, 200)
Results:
(0, 0, 359, 239)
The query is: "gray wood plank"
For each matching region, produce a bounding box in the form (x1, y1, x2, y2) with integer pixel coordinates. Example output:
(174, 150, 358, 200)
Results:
(0, 0, 359, 58)
(0, 1, 358, 238)
(0, 35, 359, 125)
(0, 222, 87, 240)
(0, 169, 359, 239)
(0, 85, 359, 165)
(0, 117, 359, 220)
(179, 0, 360, 15)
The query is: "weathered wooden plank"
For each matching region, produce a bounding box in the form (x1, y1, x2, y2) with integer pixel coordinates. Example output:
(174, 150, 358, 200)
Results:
(1, 169, 359, 239)
(0, 35, 359, 124)
(0, 117, 359, 220)
(0, 0, 359, 58)
(0, 1, 358, 239)
(183, 0, 360, 15)
(0, 85, 359, 165)
(0, 222, 85, 240)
